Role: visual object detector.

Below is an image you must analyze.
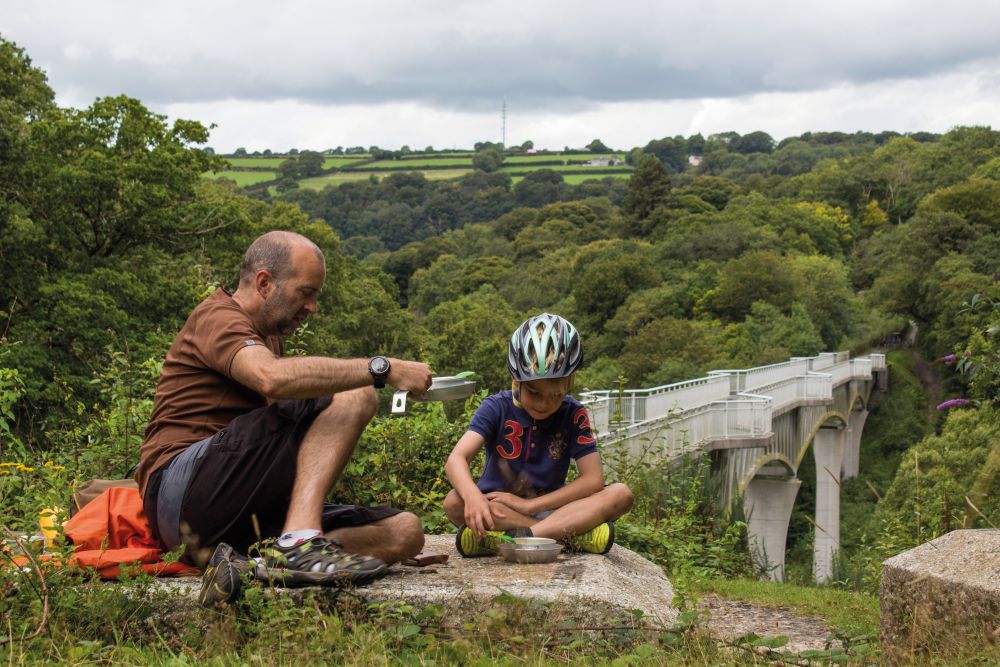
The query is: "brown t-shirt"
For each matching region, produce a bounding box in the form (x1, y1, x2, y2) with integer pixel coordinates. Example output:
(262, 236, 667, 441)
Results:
(136, 289, 280, 495)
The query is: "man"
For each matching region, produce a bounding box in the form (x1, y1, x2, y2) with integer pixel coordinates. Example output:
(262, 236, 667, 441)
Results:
(136, 230, 432, 604)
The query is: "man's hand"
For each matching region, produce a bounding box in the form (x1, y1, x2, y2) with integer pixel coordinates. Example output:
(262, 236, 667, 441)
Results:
(387, 359, 433, 393)
(485, 491, 534, 516)
(464, 492, 503, 536)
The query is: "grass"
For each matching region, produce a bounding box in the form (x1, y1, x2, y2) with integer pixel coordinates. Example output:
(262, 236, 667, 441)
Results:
(323, 157, 369, 168)
(503, 153, 625, 164)
(202, 170, 277, 186)
(374, 157, 473, 167)
(297, 169, 472, 189)
(224, 157, 285, 168)
(509, 172, 632, 185)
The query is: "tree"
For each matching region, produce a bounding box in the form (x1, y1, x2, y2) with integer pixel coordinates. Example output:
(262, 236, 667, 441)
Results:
(702, 251, 803, 322)
(278, 157, 300, 180)
(642, 136, 688, 172)
(571, 240, 659, 330)
(621, 154, 672, 226)
(730, 131, 775, 155)
(472, 146, 504, 172)
(513, 169, 566, 207)
(586, 138, 610, 153)
(297, 150, 325, 177)
(423, 286, 521, 392)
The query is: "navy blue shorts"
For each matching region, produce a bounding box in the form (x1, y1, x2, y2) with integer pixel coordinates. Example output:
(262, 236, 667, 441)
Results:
(144, 397, 400, 565)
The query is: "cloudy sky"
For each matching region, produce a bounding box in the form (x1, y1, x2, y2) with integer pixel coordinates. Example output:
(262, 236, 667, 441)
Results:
(4, 0, 1000, 153)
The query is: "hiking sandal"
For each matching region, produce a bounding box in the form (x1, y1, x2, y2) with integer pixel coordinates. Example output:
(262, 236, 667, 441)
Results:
(254, 536, 388, 587)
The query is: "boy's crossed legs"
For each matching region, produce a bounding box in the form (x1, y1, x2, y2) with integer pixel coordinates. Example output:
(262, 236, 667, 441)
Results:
(444, 483, 633, 552)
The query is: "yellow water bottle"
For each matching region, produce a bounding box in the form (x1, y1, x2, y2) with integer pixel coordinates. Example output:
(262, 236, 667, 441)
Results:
(39, 507, 61, 547)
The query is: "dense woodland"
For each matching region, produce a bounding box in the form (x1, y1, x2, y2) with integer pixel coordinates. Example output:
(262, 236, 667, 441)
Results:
(3, 33, 1000, 653)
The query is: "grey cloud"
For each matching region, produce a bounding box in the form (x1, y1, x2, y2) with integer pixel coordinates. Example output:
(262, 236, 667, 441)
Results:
(7, 0, 1000, 112)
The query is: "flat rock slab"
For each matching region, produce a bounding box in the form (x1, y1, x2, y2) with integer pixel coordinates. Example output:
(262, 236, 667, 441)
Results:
(153, 534, 677, 627)
(363, 534, 677, 626)
(880, 529, 1000, 653)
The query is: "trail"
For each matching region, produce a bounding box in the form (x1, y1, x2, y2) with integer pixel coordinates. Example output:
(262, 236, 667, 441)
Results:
(901, 320, 944, 415)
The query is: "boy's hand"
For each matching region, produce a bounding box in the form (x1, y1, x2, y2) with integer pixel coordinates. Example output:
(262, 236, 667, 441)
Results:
(465, 493, 502, 536)
(485, 491, 533, 516)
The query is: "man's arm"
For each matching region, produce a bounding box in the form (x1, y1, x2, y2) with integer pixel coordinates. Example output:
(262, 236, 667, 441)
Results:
(230, 344, 432, 400)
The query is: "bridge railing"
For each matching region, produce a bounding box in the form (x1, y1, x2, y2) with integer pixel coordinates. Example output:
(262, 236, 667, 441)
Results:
(749, 373, 833, 414)
(581, 374, 730, 433)
(601, 394, 773, 460)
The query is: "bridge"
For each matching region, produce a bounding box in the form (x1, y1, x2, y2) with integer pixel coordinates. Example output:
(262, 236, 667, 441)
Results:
(581, 351, 888, 583)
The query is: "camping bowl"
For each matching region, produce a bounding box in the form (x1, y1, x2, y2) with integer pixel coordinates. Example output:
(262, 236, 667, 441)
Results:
(498, 538, 563, 564)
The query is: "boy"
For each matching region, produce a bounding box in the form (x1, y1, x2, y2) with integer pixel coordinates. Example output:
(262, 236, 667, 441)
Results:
(444, 313, 634, 556)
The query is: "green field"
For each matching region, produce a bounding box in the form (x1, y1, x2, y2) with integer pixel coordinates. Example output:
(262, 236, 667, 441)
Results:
(503, 165, 632, 175)
(297, 168, 473, 189)
(400, 152, 473, 159)
(224, 157, 285, 168)
(323, 157, 369, 168)
(364, 157, 473, 168)
(203, 170, 277, 186)
(509, 172, 632, 185)
(503, 153, 625, 164)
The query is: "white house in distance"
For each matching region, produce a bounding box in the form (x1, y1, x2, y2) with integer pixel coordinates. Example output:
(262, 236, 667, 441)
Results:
(587, 156, 624, 166)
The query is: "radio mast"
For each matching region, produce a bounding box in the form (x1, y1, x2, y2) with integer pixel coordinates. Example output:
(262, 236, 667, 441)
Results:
(501, 97, 507, 148)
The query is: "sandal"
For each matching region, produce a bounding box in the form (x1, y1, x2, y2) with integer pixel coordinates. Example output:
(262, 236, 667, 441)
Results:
(253, 536, 388, 587)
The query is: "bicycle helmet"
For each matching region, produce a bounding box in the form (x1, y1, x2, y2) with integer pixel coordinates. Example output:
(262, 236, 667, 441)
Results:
(507, 313, 583, 381)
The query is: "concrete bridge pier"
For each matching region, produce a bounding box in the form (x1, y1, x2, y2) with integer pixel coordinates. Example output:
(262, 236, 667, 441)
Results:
(840, 409, 868, 480)
(744, 473, 801, 582)
(813, 425, 846, 582)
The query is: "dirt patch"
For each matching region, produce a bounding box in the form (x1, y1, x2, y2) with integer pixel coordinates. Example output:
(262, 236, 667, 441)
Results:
(696, 594, 836, 652)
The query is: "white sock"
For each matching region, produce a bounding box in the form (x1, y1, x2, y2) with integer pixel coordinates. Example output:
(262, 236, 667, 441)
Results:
(278, 529, 322, 548)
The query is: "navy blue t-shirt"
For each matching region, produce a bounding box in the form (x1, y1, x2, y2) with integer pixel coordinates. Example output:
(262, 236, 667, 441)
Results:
(469, 390, 598, 496)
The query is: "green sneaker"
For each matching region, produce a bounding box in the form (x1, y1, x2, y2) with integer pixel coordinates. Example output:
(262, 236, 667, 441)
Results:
(568, 521, 615, 554)
(455, 525, 506, 557)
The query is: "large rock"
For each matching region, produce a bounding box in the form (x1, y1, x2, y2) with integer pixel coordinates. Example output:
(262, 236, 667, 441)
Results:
(364, 534, 677, 626)
(154, 534, 678, 627)
(880, 529, 1000, 655)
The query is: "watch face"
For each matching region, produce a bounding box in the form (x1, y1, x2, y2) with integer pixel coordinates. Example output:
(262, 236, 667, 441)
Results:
(370, 356, 390, 375)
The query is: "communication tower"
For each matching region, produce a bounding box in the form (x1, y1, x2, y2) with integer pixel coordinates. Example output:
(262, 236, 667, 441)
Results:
(501, 97, 507, 148)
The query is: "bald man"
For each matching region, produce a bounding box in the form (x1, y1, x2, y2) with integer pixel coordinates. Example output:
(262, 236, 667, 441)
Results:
(136, 231, 432, 605)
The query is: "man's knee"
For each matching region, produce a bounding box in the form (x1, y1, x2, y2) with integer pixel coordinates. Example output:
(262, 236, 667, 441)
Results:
(388, 511, 424, 559)
(322, 386, 378, 427)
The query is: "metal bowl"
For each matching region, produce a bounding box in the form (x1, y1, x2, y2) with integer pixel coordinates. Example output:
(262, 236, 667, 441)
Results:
(415, 376, 477, 402)
(498, 538, 563, 564)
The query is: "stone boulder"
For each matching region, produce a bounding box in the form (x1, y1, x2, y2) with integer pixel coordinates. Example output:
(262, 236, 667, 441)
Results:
(880, 529, 1000, 656)
(363, 534, 677, 626)
(153, 534, 678, 627)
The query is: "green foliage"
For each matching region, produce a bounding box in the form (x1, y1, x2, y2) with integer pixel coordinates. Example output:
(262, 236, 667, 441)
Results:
(620, 154, 671, 226)
(603, 433, 752, 578)
(423, 286, 521, 392)
(337, 400, 478, 533)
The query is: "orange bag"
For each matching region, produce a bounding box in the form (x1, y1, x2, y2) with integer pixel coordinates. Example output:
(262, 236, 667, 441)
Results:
(62, 486, 197, 578)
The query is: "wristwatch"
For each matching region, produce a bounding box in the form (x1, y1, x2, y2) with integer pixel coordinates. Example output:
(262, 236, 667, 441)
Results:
(368, 356, 391, 388)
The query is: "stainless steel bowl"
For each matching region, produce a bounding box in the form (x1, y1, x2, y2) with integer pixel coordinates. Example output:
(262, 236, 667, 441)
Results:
(498, 538, 563, 564)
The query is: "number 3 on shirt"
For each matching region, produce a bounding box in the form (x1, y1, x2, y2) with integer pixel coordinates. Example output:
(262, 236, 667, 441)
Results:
(497, 419, 523, 459)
